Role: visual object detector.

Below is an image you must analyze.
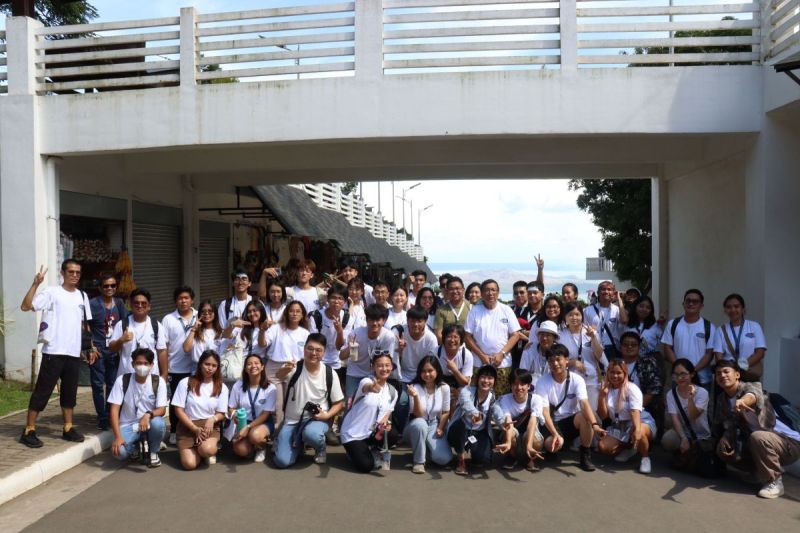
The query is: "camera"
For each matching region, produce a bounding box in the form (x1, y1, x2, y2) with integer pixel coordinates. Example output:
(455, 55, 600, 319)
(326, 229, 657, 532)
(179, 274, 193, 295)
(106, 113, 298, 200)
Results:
(304, 402, 322, 415)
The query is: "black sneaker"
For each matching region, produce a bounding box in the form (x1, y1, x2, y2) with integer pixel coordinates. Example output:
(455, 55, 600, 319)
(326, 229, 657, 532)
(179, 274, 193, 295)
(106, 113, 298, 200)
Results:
(62, 427, 85, 443)
(20, 429, 43, 448)
(325, 429, 340, 446)
(97, 420, 110, 431)
(579, 446, 596, 472)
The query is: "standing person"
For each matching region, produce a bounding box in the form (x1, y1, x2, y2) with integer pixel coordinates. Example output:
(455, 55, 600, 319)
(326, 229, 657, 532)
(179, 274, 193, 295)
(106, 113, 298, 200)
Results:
(558, 303, 605, 409)
(583, 280, 628, 360)
(433, 276, 471, 344)
(510, 280, 532, 370)
(596, 359, 657, 474)
(712, 360, 800, 499)
(263, 281, 288, 327)
(465, 282, 482, 306)
(510, 281, 530, 320)
(171, 350, 229, 469)
(162, 285, 198, 445)
(712, 294, 766, 382)
(341, 304, 398, 400)
(371, 281, 391, 308)
(340, 351, 399, 473)
(183, 299, 222, 367)
(386, 286, 408, 330)
(88, 272, 128, 430)
(661, 359, 713, 464)
(524, 283, 545, 324)
(346, 278, 367, 329)
(395, 307, 438, 432)
(414, 287, 438, 331)
(436, 274, 452, 306)
(404, 356, 453, 473)
(438, 324, 474, 390)
(625, 295, 664, 358)
(220, 300, 269, 361)
(228, 354, 276, 463)
(406, 270, 428, 308)
(493, 369, 546, 471)
(109, 288, 168, 379)
(340, 261, 375, 305)
(561, 282, 579, 304)
(535, 344, 601, 472)
(286, 259, 326, 314)
(661, 289, 716, 389)
(261, 301, 310, 427)
(217, 270, 253, 330)
(464, 279, 521, 395)
(108, 348, 168, 467)
(20, 261, 93, 447)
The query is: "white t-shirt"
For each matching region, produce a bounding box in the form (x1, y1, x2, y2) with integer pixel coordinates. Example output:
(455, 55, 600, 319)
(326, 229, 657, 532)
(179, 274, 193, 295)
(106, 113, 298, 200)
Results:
(605, 383, 644, 422)
(661, 317, 716, 383)
(283, 363, 344, 424)
(190, 328, 221, 366)
(263, 324, 309, 363)
(33, 286, 92, 357)
(227, 380, 277, 422)
(340, 378, 397, 443)
(534, 372, 588, 421)
(398, 329, 438, 382)
(170, 377, 229, 421)
(583, 303, 621, 347)
(408, 383, 451, 423)
(712, 320, 766, 362)
(438, 345, 474, 380)
(264, 303, 287, 325)
(219, 327, 267, 360)
(290, 286, 322, 313)
(217, 294, 253, 330)
(495, 392, 544, 425)
(308, 307, 355, 369)
(464, 302, 520, 368)
(162, 310, 198, 374)
(112, 317, 167, 377)
(346, 327, 399, 379)
(386, 309, 407, 330)
(108, 374, 168, 427)
(558, 325, 605, 387)
(519, 344, 549, 386)
(347, 304, 367, 330)
(624, 323, 663, 355)
(666, 386, 711, 440)
(364, 284, 375, 306)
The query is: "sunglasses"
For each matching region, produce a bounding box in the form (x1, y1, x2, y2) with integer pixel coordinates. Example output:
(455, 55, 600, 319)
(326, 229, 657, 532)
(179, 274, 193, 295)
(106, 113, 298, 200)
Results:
(102, 284, 117, 289)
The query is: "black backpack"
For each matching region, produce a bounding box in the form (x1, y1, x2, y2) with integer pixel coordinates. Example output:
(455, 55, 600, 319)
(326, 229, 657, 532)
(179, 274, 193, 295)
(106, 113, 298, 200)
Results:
(670, 315, 711, 344)
(121, 373, 160, 408)
(283, 360, 334, 410)
(119, 316, 160, 348)
(310, 309, 350, 333)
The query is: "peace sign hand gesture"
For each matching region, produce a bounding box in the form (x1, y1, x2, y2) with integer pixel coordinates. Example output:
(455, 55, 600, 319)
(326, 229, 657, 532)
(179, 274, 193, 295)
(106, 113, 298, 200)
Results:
(535, 254, 544, 270)
(33, 265, 48, 286)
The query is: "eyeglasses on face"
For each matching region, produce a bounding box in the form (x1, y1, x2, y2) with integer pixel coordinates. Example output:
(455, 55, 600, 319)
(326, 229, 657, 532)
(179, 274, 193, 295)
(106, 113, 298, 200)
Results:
(131, 301, 148, 307)
(673, 371, 690, 378)
(102, 284, 117, 289)
(621, 342, 639, 348)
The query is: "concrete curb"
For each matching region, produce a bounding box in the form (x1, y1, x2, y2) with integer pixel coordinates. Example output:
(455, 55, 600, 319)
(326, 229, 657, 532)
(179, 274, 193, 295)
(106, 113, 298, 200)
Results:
(0, 430, 113, 507)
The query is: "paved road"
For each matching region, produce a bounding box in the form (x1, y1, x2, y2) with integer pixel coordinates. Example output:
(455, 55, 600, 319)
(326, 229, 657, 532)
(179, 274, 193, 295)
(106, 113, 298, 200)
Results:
(6, 445, 800, 533)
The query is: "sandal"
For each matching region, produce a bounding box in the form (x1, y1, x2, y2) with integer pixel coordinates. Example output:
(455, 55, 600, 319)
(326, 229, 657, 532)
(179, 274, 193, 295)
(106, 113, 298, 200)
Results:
(455, 457, 468, 475)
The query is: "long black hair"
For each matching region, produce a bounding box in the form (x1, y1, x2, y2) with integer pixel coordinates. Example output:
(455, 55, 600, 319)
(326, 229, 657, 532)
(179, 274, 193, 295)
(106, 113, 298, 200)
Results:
(627, 295, 656, 329)
(410, 355, 445, 388)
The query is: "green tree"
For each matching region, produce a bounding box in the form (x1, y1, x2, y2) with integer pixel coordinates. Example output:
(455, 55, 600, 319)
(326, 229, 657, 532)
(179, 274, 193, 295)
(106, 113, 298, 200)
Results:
(198, 63, 238, 84)
(341, 181, 359, 196)
(0, 1, 98, 27)
(568, 179, 652, 292)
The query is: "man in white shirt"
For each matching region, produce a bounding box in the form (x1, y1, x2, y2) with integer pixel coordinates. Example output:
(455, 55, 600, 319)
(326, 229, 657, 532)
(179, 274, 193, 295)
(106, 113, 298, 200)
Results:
(583, 280, 628, 360)
(406, 270, 428, 308)
(108, 348, 168, 467)
(394, 307, 438, 432)
(340, 261, 374, 305)
(464, 279, 521, 395)
(287, 259, 326, 314)
(20, 260, 94, 448)
(109, 288, 168, 380)
(217, 270, 253, 329)
(162, 285, 197, 444)
(341, 304, 398, 399)
(273, 334, 344, 467)
(661, 288, 716, 387)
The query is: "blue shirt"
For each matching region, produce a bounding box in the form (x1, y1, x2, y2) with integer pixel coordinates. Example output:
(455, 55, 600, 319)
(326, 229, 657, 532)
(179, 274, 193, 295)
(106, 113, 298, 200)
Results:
(89, 296, 128, 354)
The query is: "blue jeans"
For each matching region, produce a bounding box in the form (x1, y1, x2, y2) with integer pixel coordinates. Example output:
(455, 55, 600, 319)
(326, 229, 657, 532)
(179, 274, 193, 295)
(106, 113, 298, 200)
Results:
(89, 352, 119, 425)
(404, 418, 453, 466)
(393, 382, 410, 433)
(273, 420, 328, 469)
(114, 417, 166, 461)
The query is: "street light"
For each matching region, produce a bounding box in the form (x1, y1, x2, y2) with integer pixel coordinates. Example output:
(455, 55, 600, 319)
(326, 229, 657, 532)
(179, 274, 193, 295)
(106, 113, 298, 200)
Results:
(418, 204, 433, 246)
(395, 182, 421, 232)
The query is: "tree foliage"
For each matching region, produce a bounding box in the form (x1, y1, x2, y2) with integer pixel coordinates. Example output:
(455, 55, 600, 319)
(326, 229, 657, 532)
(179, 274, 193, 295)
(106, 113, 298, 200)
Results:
(0, 1, 98, 27)
(568, 179, 652, 292)
(341, 181, 359, 196)
(198, 63, 239, 84)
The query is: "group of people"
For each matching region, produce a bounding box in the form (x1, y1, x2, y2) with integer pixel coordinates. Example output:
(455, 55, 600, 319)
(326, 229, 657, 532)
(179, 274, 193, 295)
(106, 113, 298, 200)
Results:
(18, 257, 799, 500)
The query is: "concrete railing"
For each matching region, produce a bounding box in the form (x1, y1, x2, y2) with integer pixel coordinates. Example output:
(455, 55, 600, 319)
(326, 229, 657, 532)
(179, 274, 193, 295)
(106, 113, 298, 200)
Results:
(0, 0, 782, 95)
(0, 30, 6, 94)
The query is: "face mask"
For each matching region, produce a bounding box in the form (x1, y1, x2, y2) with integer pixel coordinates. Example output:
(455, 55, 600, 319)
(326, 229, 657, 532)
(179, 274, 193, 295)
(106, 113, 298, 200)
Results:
(134, 365, 150, 378)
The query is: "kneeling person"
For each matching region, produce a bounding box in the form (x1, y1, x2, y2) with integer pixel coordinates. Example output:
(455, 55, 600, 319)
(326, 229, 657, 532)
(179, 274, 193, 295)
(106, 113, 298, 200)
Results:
(494, 369, 545, 471)
(108, 348, 168, 467)
(273, 333, 344, 468)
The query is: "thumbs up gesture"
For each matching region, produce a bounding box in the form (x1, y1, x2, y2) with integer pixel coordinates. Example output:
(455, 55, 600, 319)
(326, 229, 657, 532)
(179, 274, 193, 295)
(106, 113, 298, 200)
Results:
(122, 328, 134, 343)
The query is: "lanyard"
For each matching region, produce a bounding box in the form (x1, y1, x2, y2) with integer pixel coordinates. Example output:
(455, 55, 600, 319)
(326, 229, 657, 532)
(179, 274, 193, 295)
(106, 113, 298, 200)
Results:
(246, 386, 262, 421)
(729, 322, 744, 356)
(133, 320, 149, 350)
(449, 302, 466, 322)
(180, 311, 197, 333)
(569, 330, 583, 358)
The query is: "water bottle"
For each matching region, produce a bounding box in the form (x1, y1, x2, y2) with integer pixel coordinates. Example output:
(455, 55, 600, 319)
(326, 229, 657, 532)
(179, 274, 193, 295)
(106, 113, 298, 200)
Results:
(236, 408, 248, 432)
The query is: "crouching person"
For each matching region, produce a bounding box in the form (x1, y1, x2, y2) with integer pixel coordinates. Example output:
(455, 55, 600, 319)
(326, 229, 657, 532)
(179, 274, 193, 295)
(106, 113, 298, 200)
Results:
(108, 348, 167, 467)
(404, 356, 453, 474)
(713, 360, 800, 499)
(493, 369, 545, 472)
(273, 333, 344, 468)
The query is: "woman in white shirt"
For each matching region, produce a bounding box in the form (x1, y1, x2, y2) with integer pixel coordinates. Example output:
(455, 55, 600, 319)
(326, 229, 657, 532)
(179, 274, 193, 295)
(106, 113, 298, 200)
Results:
(346, 278, 367, 330)
(264, 282, 288, 327)
(414, 287, 438, 331)
(438, 324, 473, 391)
(220, 300, 269, 360)
(227, 354, 276, 463)
(624, 295, 663, 357)
(661, 358, 712, 460)
(712, 293, 766, 382)
(559, 303, 605, 409)
(171, 350, 229, 470)
(340, 352, 399, 473)
(596, 359, 657, 474)
(385, 286, 408, 330)
(404, 356, 452, 473)
(183, 299, 222, 368)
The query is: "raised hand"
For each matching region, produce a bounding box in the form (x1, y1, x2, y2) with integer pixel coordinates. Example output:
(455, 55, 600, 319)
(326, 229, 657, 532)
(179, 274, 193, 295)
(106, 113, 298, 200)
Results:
(33, 265, 48, 286)
(535, 254, 544, 270)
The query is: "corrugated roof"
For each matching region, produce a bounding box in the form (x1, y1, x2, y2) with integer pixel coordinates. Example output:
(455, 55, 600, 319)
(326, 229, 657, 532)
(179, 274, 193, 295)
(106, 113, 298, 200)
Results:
(252, 185, 433, 277)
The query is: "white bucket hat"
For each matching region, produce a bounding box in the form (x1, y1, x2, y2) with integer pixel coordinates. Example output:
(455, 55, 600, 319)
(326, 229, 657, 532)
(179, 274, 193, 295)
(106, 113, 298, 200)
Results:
(536, 320, 560, 339)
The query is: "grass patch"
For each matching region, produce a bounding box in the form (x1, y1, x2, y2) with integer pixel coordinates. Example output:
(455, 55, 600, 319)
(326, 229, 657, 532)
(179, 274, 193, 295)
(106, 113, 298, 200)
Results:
(0, 379, 32, 417)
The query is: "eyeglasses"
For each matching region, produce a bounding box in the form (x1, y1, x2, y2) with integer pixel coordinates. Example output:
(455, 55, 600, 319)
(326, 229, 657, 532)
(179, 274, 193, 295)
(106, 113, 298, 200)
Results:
(305, 347, 324, 354)
(621, 342, 639, 348)
(514, 291, 526, 295)
(102, 284, 117, 289)
(131, 301, 148, 307)
(684, 299, 702, 305)
(199, 309, 214, 315)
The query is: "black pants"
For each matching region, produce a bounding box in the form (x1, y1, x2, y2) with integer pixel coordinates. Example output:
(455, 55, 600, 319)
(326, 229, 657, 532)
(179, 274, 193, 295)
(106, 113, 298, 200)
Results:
(447, 418, 493, 463)
(167, 372, 191, 433)
(29, 354, 80, 412)
(343, 429, 400, 473)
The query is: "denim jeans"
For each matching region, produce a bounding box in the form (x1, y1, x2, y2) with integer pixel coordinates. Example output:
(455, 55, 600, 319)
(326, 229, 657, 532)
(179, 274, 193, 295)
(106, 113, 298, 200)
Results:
(345, 375, 364, 403)
(115, 416, 166, 461)
(89, 352, 119, 425)
(404, 418, 453, 466)
(272, 420, 328, 469)
(447, 418, 493, 463)
(393, 382, 410, 433)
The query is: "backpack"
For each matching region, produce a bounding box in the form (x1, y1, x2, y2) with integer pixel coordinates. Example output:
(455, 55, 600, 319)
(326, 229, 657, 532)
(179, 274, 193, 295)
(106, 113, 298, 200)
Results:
(121, 373, 160, 408)
(309, 309, 350, 333)
(769, 392, 800, 431)
(283, 360, 335, 410)
(120, 315, 160, 348)
(670, 315, 711, 344)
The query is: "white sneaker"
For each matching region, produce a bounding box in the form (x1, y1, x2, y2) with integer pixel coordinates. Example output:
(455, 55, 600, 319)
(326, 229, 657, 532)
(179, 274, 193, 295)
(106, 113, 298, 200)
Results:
(206, 455, 217, 465)
(314, 450, 327, 464)
(254, 449, 267, 463)
(615, 447, 637, 463)
(159, 441, 167, 451)
(757, 477, 784, 499)
(168, 433, 177, 446)
(639, 457, 652, 474)
(412, 463, 426, 474)
(149, 453, 161, 468)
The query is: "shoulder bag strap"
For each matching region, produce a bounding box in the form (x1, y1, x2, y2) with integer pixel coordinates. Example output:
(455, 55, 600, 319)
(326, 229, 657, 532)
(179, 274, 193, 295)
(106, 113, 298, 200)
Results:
(672, 386, 698, 441)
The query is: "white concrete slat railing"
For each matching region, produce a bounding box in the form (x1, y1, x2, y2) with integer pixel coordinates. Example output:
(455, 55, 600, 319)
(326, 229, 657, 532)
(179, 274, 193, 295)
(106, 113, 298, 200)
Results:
(382, 0, 562, 72)
(0, 30, 7, 94)
(767, 0, 799, 62)
(577, 0, 761, 67)
(34, 16, 181, 93)
(196, 2, 355, 81)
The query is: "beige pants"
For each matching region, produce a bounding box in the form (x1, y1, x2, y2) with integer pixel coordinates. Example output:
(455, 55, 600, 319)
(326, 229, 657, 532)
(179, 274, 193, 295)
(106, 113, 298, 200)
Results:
(748, 430, 800, 483)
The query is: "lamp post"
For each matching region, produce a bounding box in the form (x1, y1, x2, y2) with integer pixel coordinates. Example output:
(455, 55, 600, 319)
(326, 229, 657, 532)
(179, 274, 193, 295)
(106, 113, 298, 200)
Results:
(418, 204, 433, 246)
(396, 182, 421, 232)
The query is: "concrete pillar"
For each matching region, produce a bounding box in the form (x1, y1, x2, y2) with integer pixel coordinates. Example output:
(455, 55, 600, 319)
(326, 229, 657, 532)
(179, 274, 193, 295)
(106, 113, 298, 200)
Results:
(181, 175, 200, 295)
(180, 7, 198, 89)
(354, 0, 382, 81)
(559, 0, 578, 71)
(6, 16, 42, 96)
(650, 176, 669, 317)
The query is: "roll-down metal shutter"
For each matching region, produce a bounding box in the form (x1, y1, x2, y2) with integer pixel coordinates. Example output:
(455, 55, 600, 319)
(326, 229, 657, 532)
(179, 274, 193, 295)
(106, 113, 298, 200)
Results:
(199, 220, 230, 306)
(132, 223, 181, 321)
